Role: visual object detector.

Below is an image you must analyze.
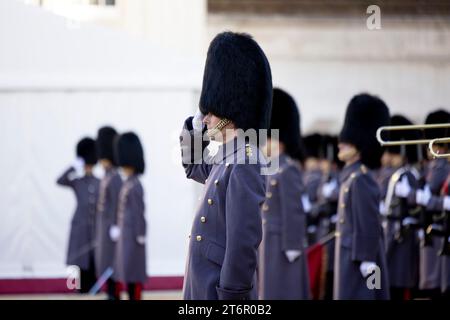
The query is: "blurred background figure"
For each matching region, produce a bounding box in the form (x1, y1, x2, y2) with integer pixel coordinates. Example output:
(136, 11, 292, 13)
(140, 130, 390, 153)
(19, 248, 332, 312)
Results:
(113, 132, 147, 300)
(95, 126, 122, 300)
(302, 133, 323, 246)
(259, 88, 310, 300)
(381, 115, 421, 300)
(415, 110, 450, 299)
(56, 137, 99, 293)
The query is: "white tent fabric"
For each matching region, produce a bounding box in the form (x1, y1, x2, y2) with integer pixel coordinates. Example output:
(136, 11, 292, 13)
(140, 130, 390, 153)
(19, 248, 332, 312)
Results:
(0, 0, 203, 279)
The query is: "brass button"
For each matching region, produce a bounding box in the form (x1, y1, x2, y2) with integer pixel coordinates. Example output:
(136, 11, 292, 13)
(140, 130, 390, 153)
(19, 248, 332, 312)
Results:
(266, 191, 272, 199)
(270, 179, 277, 186)
(350, 173, 356, 179)
(262, 203, 269, 211)
(339, 219, 345, 224)
(196, 235, 202, 242)
(262, 219, 267, 225)
(340, 203, 346, 209)
(200, 216, 206, 223)
(208, 198, 213, 205)
(278, 168, 284, 174)
(214, 179, 219, 185)
(225, 163, 230, 168)
(344, 188, 349, 193)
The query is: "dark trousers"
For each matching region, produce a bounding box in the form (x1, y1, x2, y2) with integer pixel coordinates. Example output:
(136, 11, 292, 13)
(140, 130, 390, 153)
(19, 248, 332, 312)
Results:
(106, 278, 120, 300)
(127, 283, 142, 300)
(79, 253, 96, 293)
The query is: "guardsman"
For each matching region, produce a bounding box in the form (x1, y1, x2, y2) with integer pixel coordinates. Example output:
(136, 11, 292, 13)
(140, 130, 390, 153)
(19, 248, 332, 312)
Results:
(413, 110, 450, 299)
(57, 137, 99, 293)
(113, 132, 147, 300)
(428, 173, 450, 298)
(258, 88, 310, 300)
(303, 133, 323, 245)
(334, 93, 390, 300)
(180, 31, 272, 300)
(95, 126, 122, 300)
(382, 114, 421, 300)
(315, 135, 342, 299)
(414, 109, 450, 299)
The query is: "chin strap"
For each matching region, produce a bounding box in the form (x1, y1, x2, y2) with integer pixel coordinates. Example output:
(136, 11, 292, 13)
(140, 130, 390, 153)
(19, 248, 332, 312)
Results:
(206, 118, 231, 139)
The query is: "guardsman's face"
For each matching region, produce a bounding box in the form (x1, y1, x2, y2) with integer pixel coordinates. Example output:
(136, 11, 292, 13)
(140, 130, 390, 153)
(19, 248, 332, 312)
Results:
(338, 143, 359, 163)
(380, 151, 392, 167)
(203, 113, 221, 130)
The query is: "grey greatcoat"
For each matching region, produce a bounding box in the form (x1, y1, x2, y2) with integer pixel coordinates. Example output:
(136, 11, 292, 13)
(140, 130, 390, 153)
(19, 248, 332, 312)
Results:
(419, 158, 449, 290)
(426, 169, 450, 292)
(383, 167, 420, 289)
(333, 161, 390, 300)
(180, 120, 266, 300)
(95, 167, 122, 277)
(258, 154, 310, 300)
(57, 167, 99, 270)
(114, 175, 147, 283)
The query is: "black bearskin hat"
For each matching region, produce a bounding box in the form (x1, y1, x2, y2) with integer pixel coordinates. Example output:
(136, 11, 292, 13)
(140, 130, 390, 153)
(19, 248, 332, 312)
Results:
(424, 109, 450, 140)
(115, 132, 145, 174)
(319, 135, 337, 162)
(97, 126, 118, 164)
(269, 88, 303, 161)
(199, 31, 273, 131)
(76, 137, 97, 165)
(303, 133, 323, 159)
(339, 93, 390, 169)
(385, 114, 421, 164)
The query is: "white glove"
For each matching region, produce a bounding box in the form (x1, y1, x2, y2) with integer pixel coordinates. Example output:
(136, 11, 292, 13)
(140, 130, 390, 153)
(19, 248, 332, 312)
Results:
(330, 214, 338, 224)
(285, 250, 302, 263)
(443, 196, 450, 211)
(301, 194, 312, 213)
(379, 201, 387, 216)
(136, 235, 146, 245)
(395, 176, 411, 198)
(402, 217, 418, 226)
(192, 109, 204, 132)
(109, 225, 120, 242)
(418, 229, 425, 240)
(416, 185, 431, 206)
(73, 157, 85, 177)
(322, 180, 337, 199)
(359, 261, 378, 278)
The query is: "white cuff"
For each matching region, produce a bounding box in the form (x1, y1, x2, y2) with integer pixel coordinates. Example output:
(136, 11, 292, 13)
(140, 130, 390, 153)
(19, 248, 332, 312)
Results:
(136, 235, 146, 245)
(285, 250, 302, 263)
(359, 261, 377, 278)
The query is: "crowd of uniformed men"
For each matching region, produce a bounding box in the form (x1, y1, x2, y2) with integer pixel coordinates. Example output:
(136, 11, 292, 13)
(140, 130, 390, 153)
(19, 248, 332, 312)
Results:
(57, 31, 450, 300)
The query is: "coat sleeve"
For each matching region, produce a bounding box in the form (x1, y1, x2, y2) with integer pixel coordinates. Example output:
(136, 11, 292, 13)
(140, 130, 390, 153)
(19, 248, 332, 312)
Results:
(350, 174, 382, 262)
(56, 167, 77, 188)
(427, 195, 444, 211)
(180, 117, 212, 184)
(130, 184, 146, 240)
(428, 160, 449, 194)
(217, 164, 264, 300)
(278, 166, 306, 250)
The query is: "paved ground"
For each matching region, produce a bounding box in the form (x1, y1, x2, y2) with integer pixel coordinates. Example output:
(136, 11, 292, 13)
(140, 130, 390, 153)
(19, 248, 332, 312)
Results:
(0, 290, 183, 300)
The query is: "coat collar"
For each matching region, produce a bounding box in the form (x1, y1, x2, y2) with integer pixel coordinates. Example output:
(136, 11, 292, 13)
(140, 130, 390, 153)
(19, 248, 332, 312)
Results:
(340, 160, 363, 183)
